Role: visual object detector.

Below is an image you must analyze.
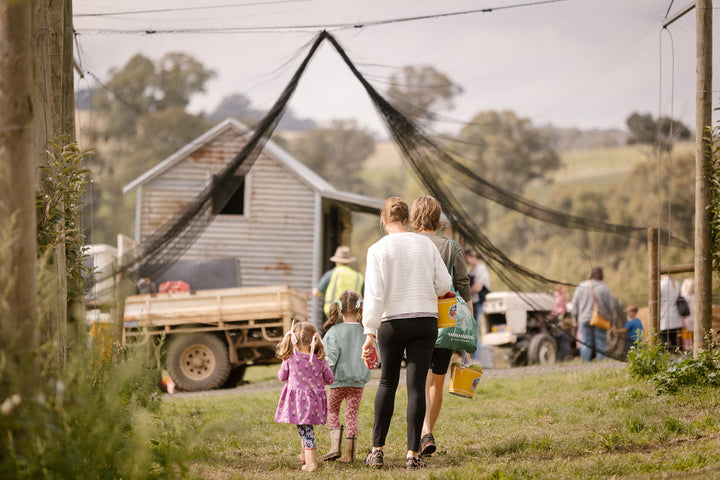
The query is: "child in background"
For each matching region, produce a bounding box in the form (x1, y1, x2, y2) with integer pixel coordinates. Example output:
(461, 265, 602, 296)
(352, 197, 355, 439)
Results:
(550, 283, 573, 360)
(614, 305, 644, 348)
(321, 290, 371, 463)
(550, 283, 569, 320)
(275, 321, 335, 472)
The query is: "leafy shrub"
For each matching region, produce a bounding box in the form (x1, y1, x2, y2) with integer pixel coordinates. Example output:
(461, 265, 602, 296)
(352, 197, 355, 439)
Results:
(36, 142, 92, 306)
(652, 347, 720, 394)
(1, 171, 187, 478)
(628, 335, 720, 395)
(626, 335, 669, 378)
(708, 114, 720, 277)
(0, 324, 185, 480)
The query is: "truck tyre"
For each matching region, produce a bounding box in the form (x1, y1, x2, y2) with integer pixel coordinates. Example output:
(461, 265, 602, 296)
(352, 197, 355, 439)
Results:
(528, 333, 557, 365)
(167, 333, 231, 391)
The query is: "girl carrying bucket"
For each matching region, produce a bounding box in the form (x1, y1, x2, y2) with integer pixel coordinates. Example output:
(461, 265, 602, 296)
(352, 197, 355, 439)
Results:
(274, 321, 335, 472)
(321, 290, 371, 463)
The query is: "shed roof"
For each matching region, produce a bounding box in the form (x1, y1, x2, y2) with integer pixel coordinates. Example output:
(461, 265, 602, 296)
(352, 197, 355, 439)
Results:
(123, 118, 325, 194)
(122, 118, 384, 214)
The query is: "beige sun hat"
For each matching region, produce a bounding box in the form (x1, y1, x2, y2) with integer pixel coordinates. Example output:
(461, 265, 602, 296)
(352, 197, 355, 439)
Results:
(329, 246, 356, 263)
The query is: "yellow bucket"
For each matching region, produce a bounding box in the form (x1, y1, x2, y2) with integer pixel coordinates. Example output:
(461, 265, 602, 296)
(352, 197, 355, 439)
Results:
(448, 362, 483, 398)
(437, 297, 457, 328)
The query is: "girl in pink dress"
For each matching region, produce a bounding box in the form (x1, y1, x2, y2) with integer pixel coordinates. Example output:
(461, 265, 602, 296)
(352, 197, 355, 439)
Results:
(275, 321, 335, 472)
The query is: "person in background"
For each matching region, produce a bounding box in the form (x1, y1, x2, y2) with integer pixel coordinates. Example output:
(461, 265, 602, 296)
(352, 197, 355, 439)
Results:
(613, 305, 644, 348)
(680, 278, 695, 352)
(321, 290, 370, 464)
(465, 248, 490, 362)
(549, 283, 573, 361)
(409, 195, 473, 459)
(361, 196, 452, 471)
(274, 321, 335, 473)
(312, 246, 364, 332)
(465, 248, 490, 319)
(659, 274, 682, 351)
(570, 266, 616, 362)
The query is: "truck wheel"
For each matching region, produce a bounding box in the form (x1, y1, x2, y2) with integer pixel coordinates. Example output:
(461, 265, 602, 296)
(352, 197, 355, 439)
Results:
(528, 333, 557, 365)
(167, 333, 231, 391)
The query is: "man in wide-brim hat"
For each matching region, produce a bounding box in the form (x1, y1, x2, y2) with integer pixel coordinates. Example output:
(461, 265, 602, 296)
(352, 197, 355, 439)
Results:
(313, 246, 364, 321)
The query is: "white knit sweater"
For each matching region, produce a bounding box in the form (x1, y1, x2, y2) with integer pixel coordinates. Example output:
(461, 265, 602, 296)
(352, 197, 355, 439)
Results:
(362, 232, 452, 336)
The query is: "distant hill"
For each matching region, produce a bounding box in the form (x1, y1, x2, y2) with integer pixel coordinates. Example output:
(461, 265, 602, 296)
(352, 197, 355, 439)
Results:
(205, 93, 317, 132)
(542, 126, 628, 151)
(74, 88, 318, 132)
(365, 127, 635, 176)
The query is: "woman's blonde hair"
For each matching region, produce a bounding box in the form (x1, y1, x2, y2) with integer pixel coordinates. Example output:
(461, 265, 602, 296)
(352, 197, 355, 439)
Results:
(276, 321, 326, 361)
(324, 290, 363, 332)
(410, 195, 443, 232)
(681, 278, 694, 297)
(381, 196, 409, 226)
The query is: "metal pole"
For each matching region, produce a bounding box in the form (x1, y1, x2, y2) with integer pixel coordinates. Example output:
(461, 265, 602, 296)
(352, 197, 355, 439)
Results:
(648, 228, 659, 334)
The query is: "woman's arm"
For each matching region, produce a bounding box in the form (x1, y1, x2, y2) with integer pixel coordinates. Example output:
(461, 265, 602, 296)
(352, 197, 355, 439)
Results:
(452, 244, 472, 303)
(362, 248, 383, 337)
(433, 246, 452, 296)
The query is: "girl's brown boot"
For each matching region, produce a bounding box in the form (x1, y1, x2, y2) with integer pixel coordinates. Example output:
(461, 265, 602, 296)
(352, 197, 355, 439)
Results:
(301, 448, 318, 472)
(338, 436, 356, 463)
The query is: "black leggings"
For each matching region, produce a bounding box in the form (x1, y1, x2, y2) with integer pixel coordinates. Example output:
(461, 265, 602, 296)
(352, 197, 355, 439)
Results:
(372, 316, 437, 452)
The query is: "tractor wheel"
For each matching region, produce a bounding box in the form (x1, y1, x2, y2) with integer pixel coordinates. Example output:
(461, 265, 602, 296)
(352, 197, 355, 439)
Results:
(167, 333, 231, 391)
(528, 333, 557, 365)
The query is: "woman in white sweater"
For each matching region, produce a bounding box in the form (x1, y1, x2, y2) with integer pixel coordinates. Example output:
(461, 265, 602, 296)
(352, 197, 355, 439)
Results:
(361, 197, 452, 470)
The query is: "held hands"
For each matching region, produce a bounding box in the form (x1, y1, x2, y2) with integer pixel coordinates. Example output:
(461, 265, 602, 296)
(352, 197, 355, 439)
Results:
(361, 334, 375, 361)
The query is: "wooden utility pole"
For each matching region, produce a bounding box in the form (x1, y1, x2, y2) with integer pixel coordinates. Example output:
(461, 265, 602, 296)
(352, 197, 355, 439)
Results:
(0, 0, 39, 397)
(33, 0, 69, 369)
(693, 0, 713, 356)
(62, 0, 75, 141)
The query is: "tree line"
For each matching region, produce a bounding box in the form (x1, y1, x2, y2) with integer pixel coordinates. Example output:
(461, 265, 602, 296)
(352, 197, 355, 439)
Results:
(80, 52, 696, 306)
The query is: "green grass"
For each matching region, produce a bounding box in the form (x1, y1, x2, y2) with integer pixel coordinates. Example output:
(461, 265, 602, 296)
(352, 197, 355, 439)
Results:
(244, 364, 283, 383)
(155, 364, 720, 479)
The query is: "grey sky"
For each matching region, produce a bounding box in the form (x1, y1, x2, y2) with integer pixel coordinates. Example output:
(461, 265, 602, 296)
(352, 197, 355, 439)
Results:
(73, 0, 719, 136)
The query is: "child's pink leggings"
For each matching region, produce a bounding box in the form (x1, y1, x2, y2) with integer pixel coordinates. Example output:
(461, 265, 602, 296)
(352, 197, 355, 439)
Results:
(327, 386, 364, 437)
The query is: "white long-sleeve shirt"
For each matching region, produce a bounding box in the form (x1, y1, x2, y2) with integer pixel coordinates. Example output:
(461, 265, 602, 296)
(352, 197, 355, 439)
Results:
(362, 231, 452, 336)
(660, 276, 682, 331)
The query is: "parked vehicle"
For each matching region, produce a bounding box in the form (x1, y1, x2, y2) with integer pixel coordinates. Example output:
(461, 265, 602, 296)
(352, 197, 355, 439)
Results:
(83, 244, 308, 392)
(479, 291, 563, 366)
(123, 285, 307, 391)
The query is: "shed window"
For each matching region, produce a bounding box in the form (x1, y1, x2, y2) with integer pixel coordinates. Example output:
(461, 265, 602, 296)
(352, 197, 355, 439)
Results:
(211, 174, 246, 215)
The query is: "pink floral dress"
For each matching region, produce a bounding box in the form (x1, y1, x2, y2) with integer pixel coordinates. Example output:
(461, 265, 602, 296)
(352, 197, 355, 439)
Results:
(274, 351, 335, 425)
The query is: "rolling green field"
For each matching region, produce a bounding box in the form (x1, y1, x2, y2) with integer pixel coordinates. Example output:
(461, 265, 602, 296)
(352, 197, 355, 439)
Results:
(157, 362, 720, 479)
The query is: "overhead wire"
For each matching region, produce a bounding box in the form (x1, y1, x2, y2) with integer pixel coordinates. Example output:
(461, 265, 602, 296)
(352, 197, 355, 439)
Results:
(73, 0, 568, 35)
(74, 0, 312, 17)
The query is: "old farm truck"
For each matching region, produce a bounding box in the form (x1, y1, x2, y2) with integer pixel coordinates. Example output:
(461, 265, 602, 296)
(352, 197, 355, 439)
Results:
(123, 285, 307, 391)
(86, 245, 307, 392)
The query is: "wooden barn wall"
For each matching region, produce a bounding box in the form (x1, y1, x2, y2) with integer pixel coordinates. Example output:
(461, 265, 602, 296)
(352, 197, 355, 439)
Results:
(139, 128, 315, 291)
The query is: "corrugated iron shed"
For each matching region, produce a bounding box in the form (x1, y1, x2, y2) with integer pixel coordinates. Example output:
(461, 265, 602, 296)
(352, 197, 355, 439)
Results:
(123, 118, 384, 327)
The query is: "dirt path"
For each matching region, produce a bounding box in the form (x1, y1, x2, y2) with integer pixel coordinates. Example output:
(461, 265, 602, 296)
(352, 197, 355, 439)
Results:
(165, 360, 627, 400)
